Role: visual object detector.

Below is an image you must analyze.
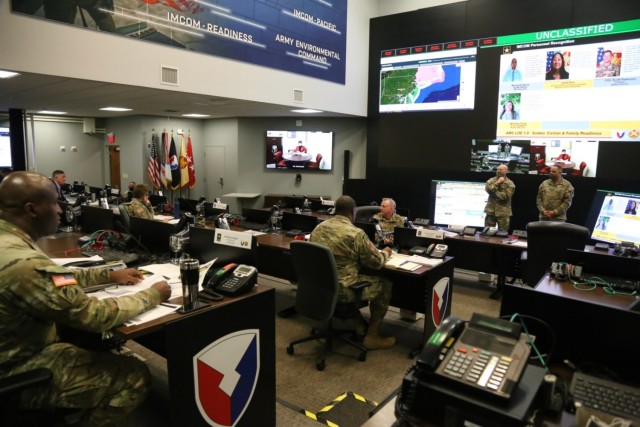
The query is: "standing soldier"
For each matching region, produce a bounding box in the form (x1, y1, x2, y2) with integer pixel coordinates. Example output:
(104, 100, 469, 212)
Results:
(484, 164, 516, 231)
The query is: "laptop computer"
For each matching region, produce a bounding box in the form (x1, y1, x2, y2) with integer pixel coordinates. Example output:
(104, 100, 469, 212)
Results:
(354, 222, 377, 242)
(281, 212, 318, 234)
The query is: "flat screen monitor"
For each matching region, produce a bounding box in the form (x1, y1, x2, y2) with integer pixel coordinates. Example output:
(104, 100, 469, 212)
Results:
(72, 184, 86, 194)
(204, 202, 228, 217)
(510, 145, 523, 156)
(0, 127, 11, 168)
(488, 144, 500, 153)
(178, 198, 200, 214)
(265, 130, 333, 171)
(584, 189, 640, 245)
(148, 194, 167, 207)
(429, 180, 487, 228)
(129, 216, 184, 255)
(354, 222, 376, 242)
(283, 196, 305, 209)
(379, 43, 477, 112)
(188, 227, 257, 267)
(241, 208, 272, 224)
(88, 186, 104, 197)
(80, 205, 115, 233)
(281, 212, 319, 232)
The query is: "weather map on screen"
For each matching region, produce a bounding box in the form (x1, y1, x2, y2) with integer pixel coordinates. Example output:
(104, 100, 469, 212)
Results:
(380, 43, 477, 112)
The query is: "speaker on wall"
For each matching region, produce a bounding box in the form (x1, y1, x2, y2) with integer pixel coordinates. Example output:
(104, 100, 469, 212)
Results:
(343, 149, 351, 180)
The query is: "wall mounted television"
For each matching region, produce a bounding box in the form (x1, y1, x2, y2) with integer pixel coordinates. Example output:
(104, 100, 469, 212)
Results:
(0, 127, 12, 168)
(584, 189, 640, 245)
(265, 130, 333, 171)
(429, 180, 487, 228)
(379, 42, 477, 113)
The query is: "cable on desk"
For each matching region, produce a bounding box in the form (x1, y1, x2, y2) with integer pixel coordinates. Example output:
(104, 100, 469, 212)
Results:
(505, 313, 555, 373)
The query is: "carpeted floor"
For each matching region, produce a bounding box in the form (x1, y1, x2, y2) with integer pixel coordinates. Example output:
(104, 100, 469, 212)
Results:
(122, 270, 500, 426)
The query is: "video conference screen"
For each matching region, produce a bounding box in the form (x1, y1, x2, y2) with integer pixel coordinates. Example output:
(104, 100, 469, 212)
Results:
(0, 127, 12, 168)
(379, 44, 477, 112)
(265, 130, 333, 171)
(585, 189, 640, 245)
(429, 180, 487, 228)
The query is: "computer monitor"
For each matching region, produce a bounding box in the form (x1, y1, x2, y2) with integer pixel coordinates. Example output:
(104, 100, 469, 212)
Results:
(178, 198, 199, 214)
(204, 202, 229, 217)
(148, 194, 167, 207)
(584, 189, 640, 245)
(188, 227, 258, 267)
(80, 205, 115, 233)
(354, 222, 376, 242)
(129, 216, 186, 255)
(281, 212, 318, 232)
(429, 180, 487, 228)
(241, 208, 272, 224)
(510, 146, 523, 156)
(488, 144, 500, 153)
(283, 196, 305, 209)
(72, 183, 86, 194)
(88, 186, 104, 198)
(393, 227, 431, 250)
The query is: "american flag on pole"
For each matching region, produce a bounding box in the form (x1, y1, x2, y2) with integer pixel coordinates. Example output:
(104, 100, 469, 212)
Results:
(147, 133, 162, 190)
(187, 134, 196, 188)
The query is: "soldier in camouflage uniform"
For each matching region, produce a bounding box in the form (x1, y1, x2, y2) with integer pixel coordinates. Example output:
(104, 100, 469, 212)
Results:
(536, 164, 574, 221)
(0, 172, 172, 426)
(126, 183, 155, 220)
(484, 164, 516, 232)
(372, 198, 405, 246)
(310, 195, 396, 350)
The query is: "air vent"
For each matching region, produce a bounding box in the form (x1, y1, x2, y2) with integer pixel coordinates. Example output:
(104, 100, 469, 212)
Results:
(161, 66, 179, 86)
(293, 89, 304, 103)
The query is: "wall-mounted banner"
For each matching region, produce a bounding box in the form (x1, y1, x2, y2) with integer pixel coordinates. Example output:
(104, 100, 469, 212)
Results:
(11, 0, 348, 84)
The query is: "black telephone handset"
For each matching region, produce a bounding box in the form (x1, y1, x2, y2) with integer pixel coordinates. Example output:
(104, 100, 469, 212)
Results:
(417, 316, 466, 371)
(202, 263, 258, 296)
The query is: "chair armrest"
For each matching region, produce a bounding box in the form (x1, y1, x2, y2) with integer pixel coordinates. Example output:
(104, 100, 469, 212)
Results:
(0, 368, 52, 396)
(349, 281, 372, 292)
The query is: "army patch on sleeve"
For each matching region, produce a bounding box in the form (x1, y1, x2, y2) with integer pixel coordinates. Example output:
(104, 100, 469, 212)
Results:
(51, 274, 78, 287)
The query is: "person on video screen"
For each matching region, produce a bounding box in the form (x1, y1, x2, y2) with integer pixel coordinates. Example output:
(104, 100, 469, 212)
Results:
(545, 52, 569, 80)
(596, 50, 620, 78)
(625, 200, 637, 215)
(499, 101, 519, 120)
(292, 141, 307, 153)
(503, 58, 522, 82)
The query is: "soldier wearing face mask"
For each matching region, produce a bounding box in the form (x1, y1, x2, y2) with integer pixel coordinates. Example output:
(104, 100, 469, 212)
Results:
(484, 164, 515, 232)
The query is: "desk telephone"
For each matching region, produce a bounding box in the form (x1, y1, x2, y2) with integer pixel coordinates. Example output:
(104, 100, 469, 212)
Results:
(202, 263, 258, 297)
(399, 313, 531, 407)
(426, 243, 448, 258)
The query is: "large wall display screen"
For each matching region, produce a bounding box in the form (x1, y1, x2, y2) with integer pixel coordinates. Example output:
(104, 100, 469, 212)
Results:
(0, 127, 11, 168)
(489, 19, 640, 142)
(380, 42, 477, 112)
(11, 0, 347, 84)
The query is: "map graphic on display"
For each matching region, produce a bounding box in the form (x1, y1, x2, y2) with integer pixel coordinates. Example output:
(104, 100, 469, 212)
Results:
(380, 64, 461, 105)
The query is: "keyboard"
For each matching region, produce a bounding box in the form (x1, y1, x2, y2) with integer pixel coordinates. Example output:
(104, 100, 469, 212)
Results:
(579, 273, 639, 293)
(239, 221, 269, 231)
(570, 372, 640, 423)
(81, 246, 140, 265)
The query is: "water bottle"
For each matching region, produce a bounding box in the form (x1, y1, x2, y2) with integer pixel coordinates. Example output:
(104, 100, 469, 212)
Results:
(174, 200, 181, 219)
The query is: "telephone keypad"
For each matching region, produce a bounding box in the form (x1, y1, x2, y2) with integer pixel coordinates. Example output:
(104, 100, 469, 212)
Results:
(443, 348, 513, 392)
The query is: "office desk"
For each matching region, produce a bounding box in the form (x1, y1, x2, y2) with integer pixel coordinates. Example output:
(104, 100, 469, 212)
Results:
(501, 273, 640, 384)
(446, 233, 525, 295)
(37, 232, 276, 427)
(252, 229, 455, 350)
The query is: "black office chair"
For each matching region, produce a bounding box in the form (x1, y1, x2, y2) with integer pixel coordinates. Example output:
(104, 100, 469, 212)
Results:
(0, 368, 80, 425)
(118, 203, 131, 231)
(286, 241, 370, 371)
(522, 221, 589, 286)
(354, 205, 379, 223)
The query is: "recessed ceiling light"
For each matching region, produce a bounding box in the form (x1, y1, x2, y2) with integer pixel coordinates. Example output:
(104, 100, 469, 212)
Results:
(182, 113, 211, 118)
(37, 110, 67, 115)
(0, 70, 20, 79)
(291, 109, 323, 114)
(99, 107, 132, 112)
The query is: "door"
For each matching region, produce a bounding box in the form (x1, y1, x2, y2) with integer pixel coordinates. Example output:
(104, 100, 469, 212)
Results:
(204, 146, 225, 200)
(108, 145, 121, 190)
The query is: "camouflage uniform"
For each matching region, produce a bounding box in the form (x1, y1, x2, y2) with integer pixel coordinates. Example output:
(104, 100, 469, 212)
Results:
(372, 212, 405, 244)
(126, 198, 154, 220)
(596, 62, 620, 78)
(536, 178, 574, 221)
(0, 218, 162, 426)
(310, 216, 392, 322)
(484, 176, 515, 231)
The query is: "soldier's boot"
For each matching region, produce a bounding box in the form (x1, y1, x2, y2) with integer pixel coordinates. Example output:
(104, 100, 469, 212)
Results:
(363, 319, 396, 350)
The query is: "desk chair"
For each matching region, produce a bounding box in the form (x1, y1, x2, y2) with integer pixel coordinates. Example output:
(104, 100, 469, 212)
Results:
(0, 368, 81, 425)
(522, 221, 589, 286)
(286, 241, 370, 371)
(354, 205, 379, 223)
(118, 203, 131, 231)
(571, 161, 587, 176)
